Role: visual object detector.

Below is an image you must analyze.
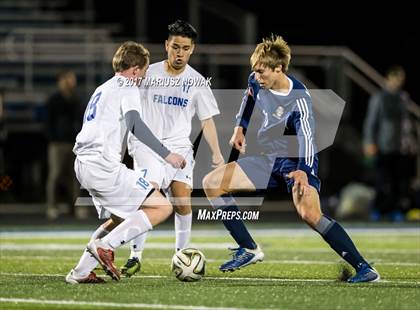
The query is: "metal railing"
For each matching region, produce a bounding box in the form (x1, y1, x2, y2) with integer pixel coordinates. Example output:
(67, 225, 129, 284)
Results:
(1, 31, 418, 172)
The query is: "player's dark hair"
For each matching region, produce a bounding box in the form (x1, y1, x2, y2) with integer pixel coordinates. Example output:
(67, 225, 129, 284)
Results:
(385, 65, 405, 78)
(56, 69, 75, 82)
(112, 41, 149, 73)
(168, 20, 198, 42)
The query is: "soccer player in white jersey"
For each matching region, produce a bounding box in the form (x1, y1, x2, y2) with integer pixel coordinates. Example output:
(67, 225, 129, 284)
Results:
(65, 41, 186, 284)
(116, 20, 224, 276)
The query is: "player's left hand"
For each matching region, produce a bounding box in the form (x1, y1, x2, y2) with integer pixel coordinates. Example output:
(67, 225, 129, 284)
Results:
(286, 170, 309, 196)
(211, 153, 225, 168)
(165, 153, 186, 169)
(230, 127, 246, 154)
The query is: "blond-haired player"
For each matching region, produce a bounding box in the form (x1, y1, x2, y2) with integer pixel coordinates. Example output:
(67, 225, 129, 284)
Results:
(202, 35, 379, 283)
(66, 41, 186, 283)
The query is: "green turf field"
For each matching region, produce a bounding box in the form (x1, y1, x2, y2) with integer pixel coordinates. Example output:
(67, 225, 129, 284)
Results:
(1, 226, 419, 309)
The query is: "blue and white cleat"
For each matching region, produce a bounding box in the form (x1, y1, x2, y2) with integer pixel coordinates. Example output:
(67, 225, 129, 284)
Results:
(219, 246, 264, 272)
(347, 264, 380, 283)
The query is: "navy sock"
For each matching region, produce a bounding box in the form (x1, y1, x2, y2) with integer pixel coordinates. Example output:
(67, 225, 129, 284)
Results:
(320, 219, 368, 271)
(219, 197, 257, 250)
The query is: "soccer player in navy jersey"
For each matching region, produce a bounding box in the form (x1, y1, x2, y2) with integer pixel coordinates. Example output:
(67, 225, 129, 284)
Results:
(202, 35, 379, 283)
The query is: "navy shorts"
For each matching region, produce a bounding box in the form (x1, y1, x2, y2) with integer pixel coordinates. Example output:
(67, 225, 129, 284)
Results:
(236, 154, 321, 193)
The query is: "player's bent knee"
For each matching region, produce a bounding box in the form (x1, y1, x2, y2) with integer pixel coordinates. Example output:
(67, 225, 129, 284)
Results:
(174, 204, 192, 215)
(143, 190, 173, 213)
(297, 204, 321, 228)
(203, 165, 235, 198)
(158, 197, 173, 215)
(162, 203, 173, 218)
(202, 172, 214, 190)
(143, 201, 173, 226)
(202, 172, 221, 196)
(302, 212, 321, 228)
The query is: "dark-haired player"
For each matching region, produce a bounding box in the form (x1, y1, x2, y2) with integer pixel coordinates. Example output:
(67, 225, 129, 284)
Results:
(119, 20, 223, 276)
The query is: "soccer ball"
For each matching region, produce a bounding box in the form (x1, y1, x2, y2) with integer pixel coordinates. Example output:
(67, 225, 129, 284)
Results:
(171, 248, 206, 282)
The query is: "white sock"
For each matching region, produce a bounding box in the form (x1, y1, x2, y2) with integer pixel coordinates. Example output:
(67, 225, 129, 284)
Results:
(101, 210, 153, 249)
(73, 250, 98, 278)
(130, 249, 143, 260)
(175, 212, 192, 251)
(73, 224, 109, 277)
(130, 232, 148, 259)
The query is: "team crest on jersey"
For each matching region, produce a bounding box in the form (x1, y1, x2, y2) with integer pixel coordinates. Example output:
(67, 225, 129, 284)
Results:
(272, 106, 284, 119)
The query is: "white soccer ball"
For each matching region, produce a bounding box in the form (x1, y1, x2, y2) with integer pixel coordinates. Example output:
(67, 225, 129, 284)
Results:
(171, 248, 206, 282)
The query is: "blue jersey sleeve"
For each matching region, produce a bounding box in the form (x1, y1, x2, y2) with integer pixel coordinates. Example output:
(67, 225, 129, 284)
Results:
(235, 73, 260, 129)
(293, 96, 316, 174)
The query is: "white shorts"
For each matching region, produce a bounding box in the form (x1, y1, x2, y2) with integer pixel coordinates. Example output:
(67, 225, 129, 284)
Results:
(132, 145, 195, 190)
(74, 158, 154, 219)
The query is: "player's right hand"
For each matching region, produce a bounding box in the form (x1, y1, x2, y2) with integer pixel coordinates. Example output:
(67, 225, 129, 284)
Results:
(287, 170, 309, 197)
(229, 126, 246, 154)
(363, 144, 378, 157)
(165, 153, 186, 169)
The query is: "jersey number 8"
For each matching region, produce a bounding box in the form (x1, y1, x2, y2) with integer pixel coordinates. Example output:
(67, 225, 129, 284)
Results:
(84, 91, 102, 122)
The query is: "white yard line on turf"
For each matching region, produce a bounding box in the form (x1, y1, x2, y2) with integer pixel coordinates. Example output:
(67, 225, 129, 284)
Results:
(0, 298, 264, 310)
(1, 243, 420, 254)
(0, 242, 231, 250)
(1, 272, 419, 286)
(1, 227, 419, 238)
(3, 255, 420, 267)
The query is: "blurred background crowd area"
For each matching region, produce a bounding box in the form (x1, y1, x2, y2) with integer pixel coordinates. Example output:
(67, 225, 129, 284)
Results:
(0, 0, 419, 222)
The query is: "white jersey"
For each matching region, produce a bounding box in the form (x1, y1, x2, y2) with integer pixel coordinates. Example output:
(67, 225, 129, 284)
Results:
(128, 61, 219, 152)
(74, 75, 141, 168)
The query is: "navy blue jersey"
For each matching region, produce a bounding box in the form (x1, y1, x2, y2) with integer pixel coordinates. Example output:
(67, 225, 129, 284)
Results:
(235, 73, 316, 175)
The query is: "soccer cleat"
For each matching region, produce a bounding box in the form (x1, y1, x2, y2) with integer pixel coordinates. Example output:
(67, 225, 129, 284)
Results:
(219, 245, 264, 272)
(347, 264, 380, 283)
(121, 257, 141, 277)
(65, 269, 105, 284)
(86, 239, 121, 281)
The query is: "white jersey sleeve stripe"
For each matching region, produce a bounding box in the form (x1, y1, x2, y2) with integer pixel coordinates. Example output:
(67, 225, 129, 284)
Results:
(302, 97, 314, 167)
(297, 98, 314, 167)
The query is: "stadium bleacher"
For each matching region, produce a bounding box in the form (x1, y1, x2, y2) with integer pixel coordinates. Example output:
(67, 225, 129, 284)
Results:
(0, 0, 418, 217)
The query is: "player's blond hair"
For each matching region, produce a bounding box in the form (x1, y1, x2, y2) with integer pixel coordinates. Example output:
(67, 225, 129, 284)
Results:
(112, 41, 150, 73)
(250, 35, 291, 72)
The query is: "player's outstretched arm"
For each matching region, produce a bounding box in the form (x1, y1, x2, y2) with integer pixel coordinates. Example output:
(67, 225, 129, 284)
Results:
(201, 118, 224, 167)
(229, 73, 258, 158)
(229, 126, 246, 154)
(125, 110, 186, 169)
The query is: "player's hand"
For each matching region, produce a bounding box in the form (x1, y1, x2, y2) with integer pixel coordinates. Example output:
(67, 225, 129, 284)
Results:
(363, 144, 378, 157)
(165, 153, 186, 169)
(229, 126, 246, 154)
(287, 170, 309, 196)
(211, 153, 225, 168)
